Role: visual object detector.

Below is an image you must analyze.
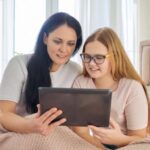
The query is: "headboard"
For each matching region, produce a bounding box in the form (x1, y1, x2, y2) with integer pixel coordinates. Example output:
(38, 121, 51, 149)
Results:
(140, 40, 150, 85)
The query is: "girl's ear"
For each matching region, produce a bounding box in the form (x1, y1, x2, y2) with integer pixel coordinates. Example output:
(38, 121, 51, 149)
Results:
(43, 32, 48, 45)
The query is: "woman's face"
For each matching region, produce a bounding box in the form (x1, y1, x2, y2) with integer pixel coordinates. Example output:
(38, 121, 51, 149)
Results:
(84, 40, 112, 79)
(44, 24, 77, 71)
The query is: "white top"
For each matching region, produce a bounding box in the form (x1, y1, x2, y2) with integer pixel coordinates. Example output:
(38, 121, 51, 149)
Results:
(73, 75, 148, 134)
(0, 54, 82, 115)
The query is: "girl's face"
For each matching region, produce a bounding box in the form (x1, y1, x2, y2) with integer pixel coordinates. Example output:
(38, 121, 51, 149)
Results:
(84, 41, 112, 79)
(44, 24, 77, 71)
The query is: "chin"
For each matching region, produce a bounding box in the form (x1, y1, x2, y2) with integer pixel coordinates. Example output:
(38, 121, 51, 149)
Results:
(57, 60, 69, 65)
(88, 73, 101, 79)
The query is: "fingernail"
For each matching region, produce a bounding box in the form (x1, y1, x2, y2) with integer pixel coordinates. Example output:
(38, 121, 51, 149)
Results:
(88, 128, 93, 136)
(58, 110, 62, 114)
(52, 107, 57, 111)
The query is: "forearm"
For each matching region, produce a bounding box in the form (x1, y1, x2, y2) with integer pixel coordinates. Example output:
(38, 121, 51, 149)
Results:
(117, 127, 147, 147)
(78, 131, 144, 148)
(118, 134, 145, 147)
(0, 111, 32, 133)
(71, 126, 146, 148)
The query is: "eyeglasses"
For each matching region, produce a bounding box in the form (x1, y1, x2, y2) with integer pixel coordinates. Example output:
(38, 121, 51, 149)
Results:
(80, 53, 110, 64)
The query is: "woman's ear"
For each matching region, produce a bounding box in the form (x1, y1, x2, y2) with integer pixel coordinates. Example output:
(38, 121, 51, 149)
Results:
(43, 32, 48, 45)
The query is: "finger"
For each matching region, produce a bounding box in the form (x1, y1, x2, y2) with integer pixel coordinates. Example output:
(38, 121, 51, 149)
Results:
(44, 110, 63, 125)
(35, 104, 41, 118)
(42, 118, 66, 136)
(88, 125, 103, 132)
(109, 118, 120, 129)
(94, 134, 103, 141)
(39, 107, 57, 122)
(53, 118, 67, 126)
(48, 118, 67, 132)
(94, 134, 107, 144)
(92, 129, 106, 137)
(88, 125, 108, 136)
(88, 128, 94, 136)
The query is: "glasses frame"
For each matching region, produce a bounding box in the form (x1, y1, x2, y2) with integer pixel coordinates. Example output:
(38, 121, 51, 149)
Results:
(80, 53, 111, 65)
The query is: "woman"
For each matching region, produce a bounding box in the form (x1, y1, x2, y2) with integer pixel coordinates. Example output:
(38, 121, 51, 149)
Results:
(72, 27, 150, 149)
(0, 12, 99, 150)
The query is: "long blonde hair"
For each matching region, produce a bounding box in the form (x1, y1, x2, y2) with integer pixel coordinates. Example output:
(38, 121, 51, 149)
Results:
(82, 27, 150, 129)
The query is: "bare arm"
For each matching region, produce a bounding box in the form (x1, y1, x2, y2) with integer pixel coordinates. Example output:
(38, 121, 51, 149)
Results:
(119, 128, 147, 146)
(0, 100, 66, 135)
(71, 119, 147, 148)
(88, 118, 147, 147)
(0, 100, 32, 132)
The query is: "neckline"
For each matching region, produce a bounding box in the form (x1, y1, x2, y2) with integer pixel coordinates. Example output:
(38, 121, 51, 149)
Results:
(91, 78, 122, 93)
(50, 64, 64, 76)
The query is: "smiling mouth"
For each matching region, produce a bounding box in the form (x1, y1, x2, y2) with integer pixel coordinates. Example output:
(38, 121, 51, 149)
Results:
(56, 54, 67, 58)
(89, 68, 99, 71)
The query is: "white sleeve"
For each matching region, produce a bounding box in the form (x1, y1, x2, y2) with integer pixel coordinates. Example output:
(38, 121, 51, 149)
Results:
(0, 56, 26, 103)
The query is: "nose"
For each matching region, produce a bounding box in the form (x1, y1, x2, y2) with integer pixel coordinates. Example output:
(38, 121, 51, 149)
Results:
(89, 58, 96, 65)
(59, 44, 67, 53)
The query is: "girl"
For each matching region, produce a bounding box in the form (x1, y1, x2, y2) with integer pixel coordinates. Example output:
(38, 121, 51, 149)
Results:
(72, 27, 149, 149)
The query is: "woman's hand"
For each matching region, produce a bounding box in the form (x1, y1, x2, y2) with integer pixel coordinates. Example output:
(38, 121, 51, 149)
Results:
(88, 118, 126, 146)
(29, 104, 66, 136)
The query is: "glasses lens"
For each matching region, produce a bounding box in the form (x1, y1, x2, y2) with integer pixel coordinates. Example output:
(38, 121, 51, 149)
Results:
(80, 54, 107, 64)
(94, 55, 105, 64)
(81, 54, 91, 63)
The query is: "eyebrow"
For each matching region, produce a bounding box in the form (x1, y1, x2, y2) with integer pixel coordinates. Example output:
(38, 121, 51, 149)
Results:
(84, 53, 107, 56)
(54, 37, 76, 43)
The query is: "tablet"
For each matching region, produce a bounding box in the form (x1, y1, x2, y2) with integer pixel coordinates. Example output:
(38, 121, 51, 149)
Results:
(38, 87, 112, 127)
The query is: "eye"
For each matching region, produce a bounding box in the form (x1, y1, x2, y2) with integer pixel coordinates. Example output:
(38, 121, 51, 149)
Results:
(67, 42, 76, 47)
(84, 54, 91, 59)
(95, 55, 105, 60)
(53, 39, 62, 44)
(83, 54, 92, 61)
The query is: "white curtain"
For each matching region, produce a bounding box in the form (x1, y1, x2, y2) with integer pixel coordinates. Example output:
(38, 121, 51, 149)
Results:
(0, 0, 15, 79)
(69, 0, 138, 67)
(1, 0, 149, 79)
(70, 0, 112, 63)
(0, 0, 2, 77)
(110, 0, 138, 66)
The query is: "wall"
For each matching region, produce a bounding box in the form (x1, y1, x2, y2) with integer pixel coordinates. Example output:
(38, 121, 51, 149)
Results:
(138, 0, 150, 42)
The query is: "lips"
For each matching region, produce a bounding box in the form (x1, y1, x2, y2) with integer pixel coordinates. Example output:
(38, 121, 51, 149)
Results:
(88, 67, 100, 71)
(56, 54, 67, 58)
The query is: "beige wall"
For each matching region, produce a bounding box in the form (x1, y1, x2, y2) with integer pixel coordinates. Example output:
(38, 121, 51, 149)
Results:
(138, 0, 150, 42)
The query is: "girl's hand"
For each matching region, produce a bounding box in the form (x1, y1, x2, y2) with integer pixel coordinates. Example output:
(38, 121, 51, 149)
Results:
(88, 118, 126, 146)
(30, 104, 66, 135)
